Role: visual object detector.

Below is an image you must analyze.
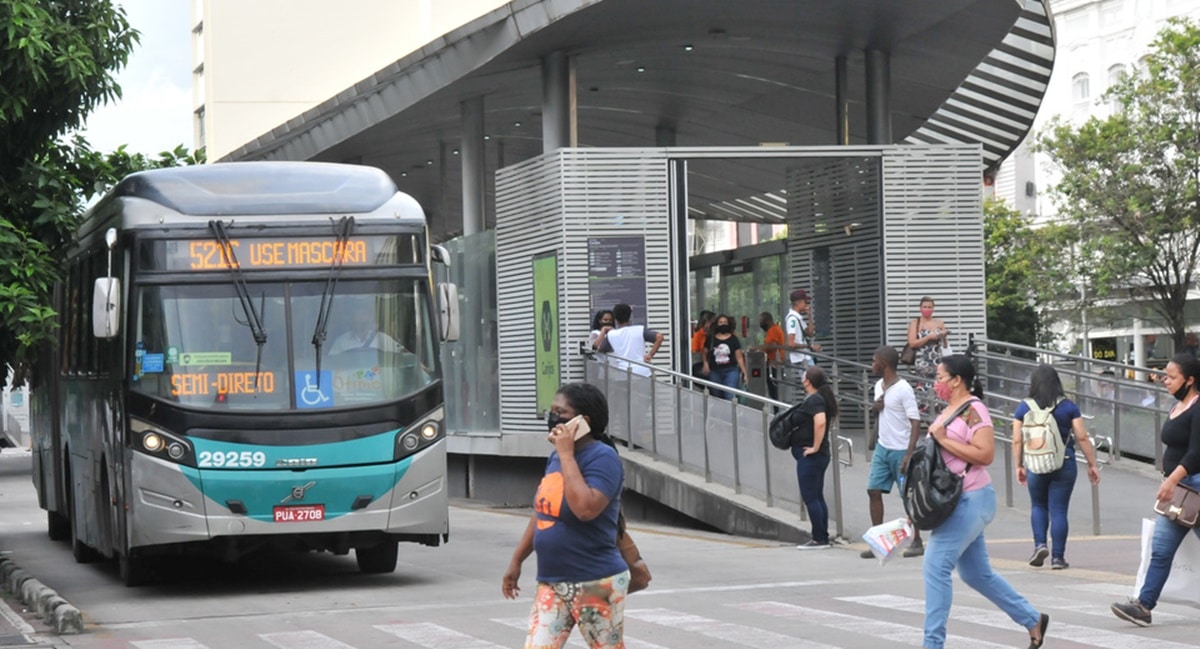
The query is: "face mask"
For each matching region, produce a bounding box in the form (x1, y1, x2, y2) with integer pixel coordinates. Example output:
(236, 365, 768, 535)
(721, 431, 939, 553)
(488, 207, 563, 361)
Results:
(600, 321, 613, 328)
(1174, 380, 1195, 402)
(716, 324, 732, 334)
(546, 411, 567, 432)
(920, 307, 934, 318)
(934, 380, 953, 401)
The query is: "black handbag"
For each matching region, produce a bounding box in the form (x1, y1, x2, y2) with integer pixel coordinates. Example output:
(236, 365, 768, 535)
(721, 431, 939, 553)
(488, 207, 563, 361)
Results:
(899, 319, 918, 364)
(903, 399, 977, 530)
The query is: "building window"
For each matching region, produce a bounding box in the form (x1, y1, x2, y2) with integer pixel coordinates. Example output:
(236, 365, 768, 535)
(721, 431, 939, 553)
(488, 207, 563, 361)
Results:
(194, 105, 206, 149)
(1072, 73, 1090, 105)
(1108, 64, 1127, 111)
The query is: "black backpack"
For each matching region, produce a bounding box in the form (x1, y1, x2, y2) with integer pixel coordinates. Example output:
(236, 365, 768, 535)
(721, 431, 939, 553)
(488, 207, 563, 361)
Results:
(769, 399, 809, 450)
(903, 399, 978, 530)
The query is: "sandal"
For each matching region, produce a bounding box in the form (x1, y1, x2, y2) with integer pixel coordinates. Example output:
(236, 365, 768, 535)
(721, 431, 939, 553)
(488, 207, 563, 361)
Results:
(1028, 612, 1049, 649)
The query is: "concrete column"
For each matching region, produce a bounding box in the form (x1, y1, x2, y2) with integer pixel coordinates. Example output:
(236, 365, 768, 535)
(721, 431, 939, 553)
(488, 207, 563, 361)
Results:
(1132, 319, 1145, 380)
(541, 51, 576, 152)
(865, 49, 892, 144)
(835, 55, 849, 145)
(656, 123, 677, 147)
(461, 96, 485, 236)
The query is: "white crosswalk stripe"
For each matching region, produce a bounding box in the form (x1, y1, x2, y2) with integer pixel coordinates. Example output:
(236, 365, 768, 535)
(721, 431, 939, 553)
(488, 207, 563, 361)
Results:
(625, 607, 837, 649)
(131, 641, 211, 649)
(842, 594, 1200, 649)
(492, 616, 671, 649)
(375, 622, 507, 648)
(260, 630, 356, 649)
(730, 601, 1011, 649)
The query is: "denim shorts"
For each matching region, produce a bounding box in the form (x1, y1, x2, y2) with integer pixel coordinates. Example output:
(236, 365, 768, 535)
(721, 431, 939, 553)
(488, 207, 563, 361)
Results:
(867, 446, 907, 492)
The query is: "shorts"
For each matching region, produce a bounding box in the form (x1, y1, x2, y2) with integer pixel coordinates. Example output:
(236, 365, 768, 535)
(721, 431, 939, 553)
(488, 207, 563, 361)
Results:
(867, 446, 907, 493)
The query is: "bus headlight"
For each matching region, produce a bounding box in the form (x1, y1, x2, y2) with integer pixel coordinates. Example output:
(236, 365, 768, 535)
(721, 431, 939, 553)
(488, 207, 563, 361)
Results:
(142, 433, 163, 452)
(394, 420, 441, 460)
(420, 423, 437, 440)
(129, 418, 195, 466)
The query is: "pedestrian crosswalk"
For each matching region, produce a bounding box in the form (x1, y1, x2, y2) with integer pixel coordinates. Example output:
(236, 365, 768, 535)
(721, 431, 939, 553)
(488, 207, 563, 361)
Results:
(113, 593, 1200, 649)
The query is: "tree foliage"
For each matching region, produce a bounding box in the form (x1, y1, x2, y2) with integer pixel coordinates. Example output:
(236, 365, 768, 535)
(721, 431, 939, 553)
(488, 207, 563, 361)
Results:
(1037, 18, 1200, 350)
(1, 1, 202, 384)
(983, 198, 1054, 349)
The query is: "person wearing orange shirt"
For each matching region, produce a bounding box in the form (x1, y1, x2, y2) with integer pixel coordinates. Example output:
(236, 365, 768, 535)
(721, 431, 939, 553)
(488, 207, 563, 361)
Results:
(757, 312, 786, 401)
(690, 310, 715, 380)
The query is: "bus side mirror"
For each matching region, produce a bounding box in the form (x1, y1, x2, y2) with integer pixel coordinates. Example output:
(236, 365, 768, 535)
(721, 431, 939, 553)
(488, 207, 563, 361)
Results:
(431, 244, 451, 268)
(93, 277, 120, 339)
(438, 282, 460, 342)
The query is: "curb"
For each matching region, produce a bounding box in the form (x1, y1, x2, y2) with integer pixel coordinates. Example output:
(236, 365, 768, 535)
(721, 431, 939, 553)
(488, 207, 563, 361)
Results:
(0, 557, 83, 634)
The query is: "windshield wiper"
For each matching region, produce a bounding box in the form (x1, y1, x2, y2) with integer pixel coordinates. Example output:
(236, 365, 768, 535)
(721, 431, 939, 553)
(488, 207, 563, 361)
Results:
(209, 220, 268, 393)
(310, 216, 355, 387)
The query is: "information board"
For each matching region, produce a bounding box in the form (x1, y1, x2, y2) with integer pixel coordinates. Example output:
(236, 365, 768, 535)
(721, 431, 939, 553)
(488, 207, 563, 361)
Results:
(587, 236, 647, 324)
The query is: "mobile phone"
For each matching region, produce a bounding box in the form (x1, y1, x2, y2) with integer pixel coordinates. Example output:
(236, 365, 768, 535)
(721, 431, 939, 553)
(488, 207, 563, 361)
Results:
(568, 415, 591, 440)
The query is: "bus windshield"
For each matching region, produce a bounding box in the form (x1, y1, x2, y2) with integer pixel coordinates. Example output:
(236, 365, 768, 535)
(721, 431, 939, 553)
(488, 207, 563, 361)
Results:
(132, 279, 439, 410)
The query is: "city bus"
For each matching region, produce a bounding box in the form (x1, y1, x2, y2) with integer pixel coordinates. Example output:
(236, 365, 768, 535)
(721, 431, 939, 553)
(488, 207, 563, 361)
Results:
(30, 162, 459, 585)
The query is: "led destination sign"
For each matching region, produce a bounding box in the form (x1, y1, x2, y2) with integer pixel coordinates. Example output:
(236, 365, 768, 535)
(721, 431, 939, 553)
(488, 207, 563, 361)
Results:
(146, 235, 419, 271)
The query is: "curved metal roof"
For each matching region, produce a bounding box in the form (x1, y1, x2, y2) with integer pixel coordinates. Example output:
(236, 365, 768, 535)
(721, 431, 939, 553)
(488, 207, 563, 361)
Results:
(224, 0, 1054, 232)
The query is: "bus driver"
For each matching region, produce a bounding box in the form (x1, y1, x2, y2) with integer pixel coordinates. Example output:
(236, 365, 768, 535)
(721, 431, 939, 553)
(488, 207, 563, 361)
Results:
(330, 310, 403, 355)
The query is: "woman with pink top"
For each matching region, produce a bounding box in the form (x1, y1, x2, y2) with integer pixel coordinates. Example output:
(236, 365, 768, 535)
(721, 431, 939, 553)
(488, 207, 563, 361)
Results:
(921, 355, 1048, 649)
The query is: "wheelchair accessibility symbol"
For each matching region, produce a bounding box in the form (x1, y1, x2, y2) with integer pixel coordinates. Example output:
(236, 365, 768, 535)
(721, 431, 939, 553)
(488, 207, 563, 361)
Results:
(295, 371, 333, 408)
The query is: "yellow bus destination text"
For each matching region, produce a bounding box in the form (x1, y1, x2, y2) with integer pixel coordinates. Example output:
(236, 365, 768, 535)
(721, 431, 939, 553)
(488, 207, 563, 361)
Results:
(188, 239, 369, 270)
(170, 372, 276, 396)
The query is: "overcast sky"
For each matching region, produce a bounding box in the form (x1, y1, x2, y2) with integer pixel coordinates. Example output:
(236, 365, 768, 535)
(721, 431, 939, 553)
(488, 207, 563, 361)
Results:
(79, 0, 193, 156)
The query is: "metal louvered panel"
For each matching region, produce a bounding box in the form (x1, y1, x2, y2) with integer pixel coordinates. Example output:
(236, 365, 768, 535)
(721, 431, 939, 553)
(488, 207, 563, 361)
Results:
(786, 156, 883, 368)
(905, 0, 1055, 173)
(881, 146, 987, 352)
(495, 149, 673, 436)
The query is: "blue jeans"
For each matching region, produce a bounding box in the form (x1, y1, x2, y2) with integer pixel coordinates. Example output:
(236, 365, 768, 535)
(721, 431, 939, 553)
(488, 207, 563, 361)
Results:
(791, 448, 830, 544)
(924, 484, 1038, 649)
(1138, 473, 1200, 610)
(708, 365, 741, 400)
(1026, 450, 1077, 559)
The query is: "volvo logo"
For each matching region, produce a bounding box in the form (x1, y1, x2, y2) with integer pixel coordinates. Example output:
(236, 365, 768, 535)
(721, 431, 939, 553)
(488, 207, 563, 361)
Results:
(280, 481, 316, 504)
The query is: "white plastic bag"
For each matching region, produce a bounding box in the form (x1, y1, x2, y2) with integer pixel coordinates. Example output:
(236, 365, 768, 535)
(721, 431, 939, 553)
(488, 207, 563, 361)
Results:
(1133, 518, 1200, 608)
(862, 518, 915, 565)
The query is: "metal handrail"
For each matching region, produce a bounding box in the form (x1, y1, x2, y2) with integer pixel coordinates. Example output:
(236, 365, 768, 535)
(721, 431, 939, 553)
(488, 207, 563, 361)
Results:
(585, 351, 855, 540)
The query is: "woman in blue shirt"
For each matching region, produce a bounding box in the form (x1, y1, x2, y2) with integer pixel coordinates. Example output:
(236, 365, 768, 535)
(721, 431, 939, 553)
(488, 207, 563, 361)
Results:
(1011, 364, 1101, 570)
(502, 383, 629, 649)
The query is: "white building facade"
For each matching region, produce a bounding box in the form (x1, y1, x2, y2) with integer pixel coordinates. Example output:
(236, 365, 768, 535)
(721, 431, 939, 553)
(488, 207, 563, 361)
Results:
(190, 0, 509, 160)
(992, 0, 1200, 364)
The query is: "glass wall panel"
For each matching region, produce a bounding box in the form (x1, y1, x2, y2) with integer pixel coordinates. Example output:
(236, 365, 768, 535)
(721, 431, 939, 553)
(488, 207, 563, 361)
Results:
(438, 231, 500, 432)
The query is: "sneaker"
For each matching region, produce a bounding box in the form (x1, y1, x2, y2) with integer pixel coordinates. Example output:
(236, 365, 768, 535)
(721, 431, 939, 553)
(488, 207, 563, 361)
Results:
(1111, 599, 1152, 627)
(1051, 557, 1069, 570)
(902, 539, 924, 558)
(796, 540, 830, 550)
(1028, 545, 1049, 567)
(860, 548, 876, 559)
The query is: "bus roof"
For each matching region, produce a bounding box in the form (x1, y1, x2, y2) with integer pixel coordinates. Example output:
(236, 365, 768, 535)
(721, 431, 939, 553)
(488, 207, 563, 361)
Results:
(111, 162, 402, 217)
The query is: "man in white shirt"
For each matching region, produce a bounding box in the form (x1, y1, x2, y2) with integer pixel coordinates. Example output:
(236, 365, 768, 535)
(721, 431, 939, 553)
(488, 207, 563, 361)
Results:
(330, 310, 403, 355)
(860, 345, 924, 559)
(595, 303, 663, 377)
(783, 289, 820, 401)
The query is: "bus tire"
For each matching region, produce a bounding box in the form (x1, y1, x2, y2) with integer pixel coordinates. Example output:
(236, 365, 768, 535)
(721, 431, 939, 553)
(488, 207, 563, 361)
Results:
(119, 549, 151, 587)
(355, 540, 398, 574)
(47, 511, 70, 542)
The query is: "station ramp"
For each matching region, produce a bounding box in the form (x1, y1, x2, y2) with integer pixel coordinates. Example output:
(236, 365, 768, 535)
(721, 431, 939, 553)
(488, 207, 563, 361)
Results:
(587, 339, 1161, 545)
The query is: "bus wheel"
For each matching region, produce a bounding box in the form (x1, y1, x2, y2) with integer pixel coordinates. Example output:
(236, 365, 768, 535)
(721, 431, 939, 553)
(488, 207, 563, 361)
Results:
(47, 511, 70, 542)
(119, 549, 151, 587)
(355, 540, 398, 574)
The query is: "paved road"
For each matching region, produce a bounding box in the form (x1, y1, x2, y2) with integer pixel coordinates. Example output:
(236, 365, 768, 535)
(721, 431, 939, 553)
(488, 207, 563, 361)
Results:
(1, 448, 1198, 648)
